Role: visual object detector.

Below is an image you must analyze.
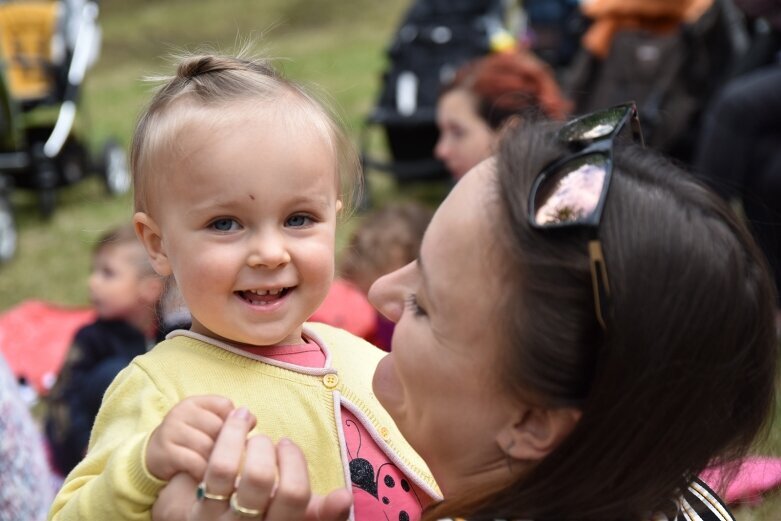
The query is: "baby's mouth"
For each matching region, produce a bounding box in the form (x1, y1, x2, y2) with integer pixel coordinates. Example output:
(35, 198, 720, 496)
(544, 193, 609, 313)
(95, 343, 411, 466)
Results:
(236, 287, 292, 305)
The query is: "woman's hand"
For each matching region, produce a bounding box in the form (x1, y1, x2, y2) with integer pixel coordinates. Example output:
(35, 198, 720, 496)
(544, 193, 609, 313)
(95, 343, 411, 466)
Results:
(152, 405, 352, 521)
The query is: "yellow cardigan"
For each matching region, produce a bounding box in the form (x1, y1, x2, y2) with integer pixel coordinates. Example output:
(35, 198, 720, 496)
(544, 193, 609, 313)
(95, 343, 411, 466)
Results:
(48, 323, 440, 521)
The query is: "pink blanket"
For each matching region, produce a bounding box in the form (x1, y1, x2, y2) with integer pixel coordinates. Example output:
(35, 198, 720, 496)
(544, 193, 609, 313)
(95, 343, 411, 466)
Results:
(0, 300, 95, 394)
(700, 457, 781, 505)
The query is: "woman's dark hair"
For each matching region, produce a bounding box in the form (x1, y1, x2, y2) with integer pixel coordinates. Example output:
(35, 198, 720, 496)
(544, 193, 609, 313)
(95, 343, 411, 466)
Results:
(425, 122, 779, 520)
(441, 50, 572, 129)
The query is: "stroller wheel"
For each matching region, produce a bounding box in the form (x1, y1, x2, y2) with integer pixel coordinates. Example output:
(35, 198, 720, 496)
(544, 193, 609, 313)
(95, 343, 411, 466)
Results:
(38, 187, 57, 220)
(101, 140, 130, 195)
(59, 142, 88, 185)
(0, 196, 16, 263)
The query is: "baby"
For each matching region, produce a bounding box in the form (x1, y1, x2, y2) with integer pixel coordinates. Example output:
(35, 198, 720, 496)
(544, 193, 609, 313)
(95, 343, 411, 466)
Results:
(48, 52, 438, 521)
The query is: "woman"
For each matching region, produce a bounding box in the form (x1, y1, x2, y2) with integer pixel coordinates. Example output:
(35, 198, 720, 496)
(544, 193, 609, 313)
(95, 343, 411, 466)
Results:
(154, 106, 777, 521)
(434, 50, 571, 180)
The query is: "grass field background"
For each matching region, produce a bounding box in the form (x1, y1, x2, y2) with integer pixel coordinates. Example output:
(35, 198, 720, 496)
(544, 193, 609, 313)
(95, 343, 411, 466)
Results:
(0, 1, 777, 517)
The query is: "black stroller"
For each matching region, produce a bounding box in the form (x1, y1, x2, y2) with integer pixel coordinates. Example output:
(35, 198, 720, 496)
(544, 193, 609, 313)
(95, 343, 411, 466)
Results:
(0, 0, 129, 263)
(360, 0, 513, 190)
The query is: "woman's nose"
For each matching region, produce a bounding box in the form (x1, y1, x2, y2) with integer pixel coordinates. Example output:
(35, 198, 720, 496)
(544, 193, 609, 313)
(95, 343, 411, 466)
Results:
(434, 134, 448, 161)
(368, 261, 416, 324)
(247, 229, 291, 268)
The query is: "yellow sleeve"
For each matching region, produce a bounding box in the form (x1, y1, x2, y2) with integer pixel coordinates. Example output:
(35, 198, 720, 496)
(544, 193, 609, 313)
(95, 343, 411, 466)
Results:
(48, 361, 172, 521)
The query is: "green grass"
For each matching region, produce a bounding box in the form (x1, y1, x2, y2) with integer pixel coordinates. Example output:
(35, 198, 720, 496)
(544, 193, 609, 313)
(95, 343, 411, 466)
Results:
(0, 1, 779, 517)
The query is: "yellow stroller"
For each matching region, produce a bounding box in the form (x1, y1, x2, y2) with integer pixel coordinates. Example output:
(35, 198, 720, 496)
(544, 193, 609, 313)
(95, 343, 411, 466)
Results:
(0, 0, 128, 263)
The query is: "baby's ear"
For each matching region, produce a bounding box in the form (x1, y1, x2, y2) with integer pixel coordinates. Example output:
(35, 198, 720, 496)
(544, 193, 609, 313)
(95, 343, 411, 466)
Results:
(336, 199, 343, 213)
(134, 212, 172, 277)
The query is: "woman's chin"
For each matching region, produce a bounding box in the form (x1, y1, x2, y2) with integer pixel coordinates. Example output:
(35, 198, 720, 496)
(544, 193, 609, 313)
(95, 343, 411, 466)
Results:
(372, 354, 403, 418)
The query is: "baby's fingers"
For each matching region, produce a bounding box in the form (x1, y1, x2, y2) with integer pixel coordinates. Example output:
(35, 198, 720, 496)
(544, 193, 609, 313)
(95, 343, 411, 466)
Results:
(177, 395, 236, 439)
(186, 395, 235, 418)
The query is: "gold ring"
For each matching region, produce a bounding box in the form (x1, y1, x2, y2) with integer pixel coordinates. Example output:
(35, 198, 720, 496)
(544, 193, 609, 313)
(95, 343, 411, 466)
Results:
(196, 482, 230, 502)
(229, 492, 263, 518)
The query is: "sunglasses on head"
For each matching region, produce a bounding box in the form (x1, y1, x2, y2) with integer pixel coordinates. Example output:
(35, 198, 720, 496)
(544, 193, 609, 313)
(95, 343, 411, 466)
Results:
(527, 102, 644, 330)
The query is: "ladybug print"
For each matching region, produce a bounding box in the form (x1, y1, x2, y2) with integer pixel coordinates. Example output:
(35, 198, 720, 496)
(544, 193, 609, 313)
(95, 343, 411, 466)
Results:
(343, 410, 423, 521)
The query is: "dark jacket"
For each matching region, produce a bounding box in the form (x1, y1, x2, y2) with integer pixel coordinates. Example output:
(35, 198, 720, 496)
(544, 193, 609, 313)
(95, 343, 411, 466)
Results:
(44, 319, 153, 475)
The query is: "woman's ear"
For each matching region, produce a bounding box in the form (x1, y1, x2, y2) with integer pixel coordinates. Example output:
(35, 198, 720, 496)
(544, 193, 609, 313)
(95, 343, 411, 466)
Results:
(134, 212, 172, 277)
(496, 405, 582, 462)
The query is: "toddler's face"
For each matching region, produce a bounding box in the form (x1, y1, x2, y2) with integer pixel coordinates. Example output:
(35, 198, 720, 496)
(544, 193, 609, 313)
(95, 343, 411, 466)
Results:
(89, 244, 149, 321)
(141, 104, 339, 347)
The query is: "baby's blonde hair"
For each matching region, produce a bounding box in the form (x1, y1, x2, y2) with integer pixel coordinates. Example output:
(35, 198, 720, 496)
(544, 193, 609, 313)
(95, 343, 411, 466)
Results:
(130, 50, 360, 215)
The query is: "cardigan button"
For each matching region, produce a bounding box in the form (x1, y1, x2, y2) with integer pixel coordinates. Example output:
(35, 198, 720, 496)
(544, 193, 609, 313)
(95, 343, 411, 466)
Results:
(322, 373, 339, 389)
(379, 426, 391, 441)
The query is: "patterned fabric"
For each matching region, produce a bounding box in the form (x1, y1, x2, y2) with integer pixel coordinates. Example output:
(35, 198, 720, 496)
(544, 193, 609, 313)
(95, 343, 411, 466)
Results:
(343, 408, 427, 521)
(0, 355, 52, 521)
(674, 479, 734, 521)
(242, 341, 430, 521)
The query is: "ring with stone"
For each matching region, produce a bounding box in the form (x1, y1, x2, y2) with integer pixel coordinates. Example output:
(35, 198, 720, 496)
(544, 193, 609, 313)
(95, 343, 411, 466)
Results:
(229, 492, 264, 518)
(195, 481, 230, 502)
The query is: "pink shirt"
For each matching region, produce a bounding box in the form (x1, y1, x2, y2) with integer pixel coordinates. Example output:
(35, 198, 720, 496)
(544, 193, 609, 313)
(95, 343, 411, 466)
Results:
(241, 342, 429, 521)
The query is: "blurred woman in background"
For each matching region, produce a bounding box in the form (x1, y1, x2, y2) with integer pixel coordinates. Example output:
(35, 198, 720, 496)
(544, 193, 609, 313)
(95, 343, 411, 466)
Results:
(434, 50, 571, 180)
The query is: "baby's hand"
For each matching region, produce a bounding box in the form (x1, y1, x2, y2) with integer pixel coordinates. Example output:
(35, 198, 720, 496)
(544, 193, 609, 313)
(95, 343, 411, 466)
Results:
(146, 395, 242, 481)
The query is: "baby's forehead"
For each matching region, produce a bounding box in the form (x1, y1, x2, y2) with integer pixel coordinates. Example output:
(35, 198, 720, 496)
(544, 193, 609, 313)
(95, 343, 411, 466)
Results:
(138, 92, 344, 215)
(158, 95, 336, 163)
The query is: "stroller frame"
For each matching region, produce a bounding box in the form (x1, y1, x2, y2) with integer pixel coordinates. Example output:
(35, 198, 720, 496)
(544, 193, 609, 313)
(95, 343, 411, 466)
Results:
(360, 0, 513, 194)
(0, 0, 129, 263)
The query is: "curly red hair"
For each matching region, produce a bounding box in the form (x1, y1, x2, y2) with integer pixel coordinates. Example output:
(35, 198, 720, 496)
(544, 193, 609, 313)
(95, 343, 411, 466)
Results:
(444, 50, 572, 129)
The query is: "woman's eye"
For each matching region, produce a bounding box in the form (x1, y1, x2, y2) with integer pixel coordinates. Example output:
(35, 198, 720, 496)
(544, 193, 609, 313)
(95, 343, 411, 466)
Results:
(210, 218, 238, 232)
(405, 294, 428, 317)
(448, 126, 465, 140)
(286, 214, 312, 228)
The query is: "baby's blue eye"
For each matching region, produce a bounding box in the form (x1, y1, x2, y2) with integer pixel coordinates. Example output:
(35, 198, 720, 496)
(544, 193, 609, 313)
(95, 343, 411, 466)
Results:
(286, 215, 311, 227)
(211, 218, 237, 231)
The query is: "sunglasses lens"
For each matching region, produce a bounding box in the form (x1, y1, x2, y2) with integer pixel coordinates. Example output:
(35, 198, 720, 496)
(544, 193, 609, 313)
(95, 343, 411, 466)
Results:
(533, 155, 609, 226)
(559, 105, 631, 142)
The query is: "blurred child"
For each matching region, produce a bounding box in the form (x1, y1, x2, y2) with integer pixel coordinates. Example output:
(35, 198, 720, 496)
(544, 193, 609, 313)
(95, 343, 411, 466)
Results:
(49, 52, 438, 521)
(339, 202, 433, 350)
(44, 224, 164, 477)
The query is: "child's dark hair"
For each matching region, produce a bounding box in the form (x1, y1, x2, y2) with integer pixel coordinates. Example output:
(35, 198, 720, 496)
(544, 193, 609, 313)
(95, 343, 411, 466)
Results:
(93, 224, 155, 277)
(425, 121, 778, 520)
(130, 50, 360, 216)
